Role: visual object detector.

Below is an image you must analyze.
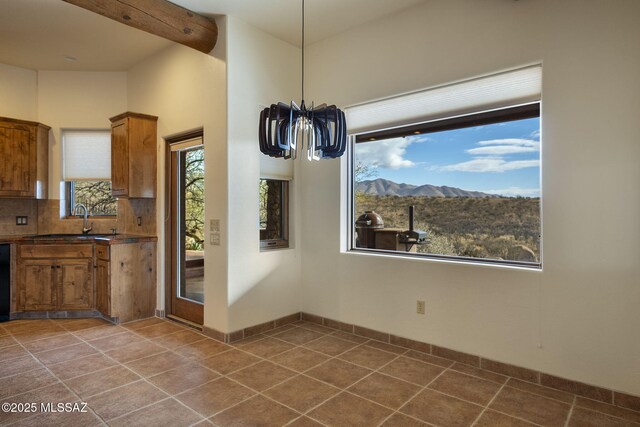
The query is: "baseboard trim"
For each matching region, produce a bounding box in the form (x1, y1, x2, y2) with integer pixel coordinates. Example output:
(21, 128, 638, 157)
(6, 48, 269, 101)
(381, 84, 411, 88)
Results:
(194, 310, 639, 410)
(202, 312, 302, 343)
(11, 310, 102, 320)
(299, 312, 640, 411)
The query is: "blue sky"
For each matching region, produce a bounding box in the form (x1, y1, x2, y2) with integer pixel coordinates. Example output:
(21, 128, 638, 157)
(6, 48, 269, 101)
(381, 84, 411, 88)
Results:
(355, 117, 540, 197)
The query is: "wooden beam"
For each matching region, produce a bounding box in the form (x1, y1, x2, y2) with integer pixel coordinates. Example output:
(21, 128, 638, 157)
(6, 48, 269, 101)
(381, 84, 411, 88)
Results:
(63, 0, 218, 54)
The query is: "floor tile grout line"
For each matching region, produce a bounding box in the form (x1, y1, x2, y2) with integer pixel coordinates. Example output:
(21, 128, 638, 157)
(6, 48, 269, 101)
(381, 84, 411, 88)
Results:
(470, 379, 508, 426)
(503, 381, 580, 406)
(563, 395, 577, 427)
(295, 348, 431, 424)
(485, 408, 546, 426)
(0, 352, 44, 380)
(10, 318, 636, 426)
(572, 399, 640, 422)
(377, 363, 452, 426)
(61, 324, 189, 421)
(291, 323, 599, 418)
(200, 375, 304, 422)
(107, 395, 207, 426)
(446, 363, 508, 385)
(6, 334, 107, 426)
(282, 414, 329, 427)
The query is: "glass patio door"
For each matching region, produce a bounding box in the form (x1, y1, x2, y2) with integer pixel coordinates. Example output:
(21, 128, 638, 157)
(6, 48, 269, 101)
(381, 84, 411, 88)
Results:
(169, 136, 204, 325)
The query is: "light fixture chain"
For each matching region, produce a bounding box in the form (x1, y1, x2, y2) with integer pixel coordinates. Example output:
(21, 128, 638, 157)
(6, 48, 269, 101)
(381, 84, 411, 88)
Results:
(301, 0, 305, 103)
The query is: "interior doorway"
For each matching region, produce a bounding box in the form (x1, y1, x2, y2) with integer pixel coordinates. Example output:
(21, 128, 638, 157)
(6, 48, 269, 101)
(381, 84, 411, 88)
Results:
(166, 131, 204, 325)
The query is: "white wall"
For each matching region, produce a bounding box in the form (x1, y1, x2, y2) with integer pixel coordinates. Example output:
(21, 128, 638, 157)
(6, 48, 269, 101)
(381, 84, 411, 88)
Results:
(225, 17, 302, 331)
(301, 0, 640, 395)
(126, 30, 228, 331)
(0, 63, 37, 120)
(37, 71, 127, 198)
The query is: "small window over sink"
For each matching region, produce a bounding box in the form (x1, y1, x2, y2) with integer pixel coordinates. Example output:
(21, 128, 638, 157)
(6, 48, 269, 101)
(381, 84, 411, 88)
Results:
(62, 130, 117, 216)
(259, 178, 289, 250)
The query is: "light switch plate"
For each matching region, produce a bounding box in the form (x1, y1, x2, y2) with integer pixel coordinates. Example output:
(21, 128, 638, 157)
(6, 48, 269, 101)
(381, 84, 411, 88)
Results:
(210, 219, 220, 232)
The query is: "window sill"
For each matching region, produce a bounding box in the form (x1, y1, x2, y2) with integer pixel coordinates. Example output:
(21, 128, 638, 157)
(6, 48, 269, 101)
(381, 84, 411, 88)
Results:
(260, 241, 290, 251)
(345, 248, 542, 271)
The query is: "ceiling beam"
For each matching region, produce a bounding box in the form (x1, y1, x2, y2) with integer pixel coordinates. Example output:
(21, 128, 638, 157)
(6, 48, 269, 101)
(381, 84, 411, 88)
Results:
(62, 0, 218, 54)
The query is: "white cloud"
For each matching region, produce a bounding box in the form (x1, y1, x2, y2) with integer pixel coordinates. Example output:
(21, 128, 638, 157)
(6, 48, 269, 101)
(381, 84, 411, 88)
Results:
(467, 145, 537, 155)
(438, 157, 540, 173)
(356, 137, 415, 169)
(437, 137, 540, 173)
(486, 187, 540, 197)
(477, 138, 538, 147)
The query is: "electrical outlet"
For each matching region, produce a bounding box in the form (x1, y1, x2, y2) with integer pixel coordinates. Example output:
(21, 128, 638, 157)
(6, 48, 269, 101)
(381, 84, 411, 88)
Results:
(137, 217, 142, 226)
(416, 300, 426, 315)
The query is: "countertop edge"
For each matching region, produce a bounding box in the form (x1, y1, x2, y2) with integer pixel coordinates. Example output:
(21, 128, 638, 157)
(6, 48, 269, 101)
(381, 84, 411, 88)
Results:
(0, 235, 158, 245)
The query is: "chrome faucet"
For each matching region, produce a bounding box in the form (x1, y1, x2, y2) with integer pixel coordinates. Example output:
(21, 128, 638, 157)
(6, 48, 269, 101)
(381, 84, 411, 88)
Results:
(72, 204, 93, 234)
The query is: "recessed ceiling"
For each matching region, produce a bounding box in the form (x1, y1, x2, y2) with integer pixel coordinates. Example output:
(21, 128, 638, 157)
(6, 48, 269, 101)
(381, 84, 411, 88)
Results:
(0, 0, 426, 71)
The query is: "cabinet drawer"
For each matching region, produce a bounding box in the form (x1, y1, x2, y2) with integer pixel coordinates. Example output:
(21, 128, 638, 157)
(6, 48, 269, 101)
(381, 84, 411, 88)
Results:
(19, 244, 93, 259)
(96, 245, 110, 261)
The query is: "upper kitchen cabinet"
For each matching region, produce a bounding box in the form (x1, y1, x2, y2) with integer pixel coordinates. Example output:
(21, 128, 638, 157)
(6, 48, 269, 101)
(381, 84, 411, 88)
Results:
(0, 117, 49, 199)
(109, 112, 158, 198)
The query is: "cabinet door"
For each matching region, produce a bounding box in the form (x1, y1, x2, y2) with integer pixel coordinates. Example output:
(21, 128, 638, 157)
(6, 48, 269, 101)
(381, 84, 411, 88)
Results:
(0, 123, 33, 196)
(111, 120, 129, 197)
(95, 259, 111, 316)
(58, 259, 93, 310)
(21, 259, 57, 311)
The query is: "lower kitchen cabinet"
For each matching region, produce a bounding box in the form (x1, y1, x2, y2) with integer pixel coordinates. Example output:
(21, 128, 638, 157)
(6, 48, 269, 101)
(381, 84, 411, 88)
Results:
(17, 244, 93, 312)
(59, 259, 93, 310)
(95, 259, 111, 316)
(21, 259, 57, 311)
(95, 241, 156, 323)
(16, 240, 155, 322)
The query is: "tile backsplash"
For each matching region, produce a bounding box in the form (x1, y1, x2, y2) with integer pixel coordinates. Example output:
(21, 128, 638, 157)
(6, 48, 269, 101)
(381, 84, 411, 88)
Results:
(0, 199, 38, 236)
(0, 198, 155, 236)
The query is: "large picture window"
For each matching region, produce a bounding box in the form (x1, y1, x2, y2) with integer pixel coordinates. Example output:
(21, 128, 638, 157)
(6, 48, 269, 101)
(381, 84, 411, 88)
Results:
(350, 103, 541, 267)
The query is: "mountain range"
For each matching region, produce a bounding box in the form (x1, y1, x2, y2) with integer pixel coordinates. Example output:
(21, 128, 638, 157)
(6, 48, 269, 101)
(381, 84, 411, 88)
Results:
(355, 178, 497, 198)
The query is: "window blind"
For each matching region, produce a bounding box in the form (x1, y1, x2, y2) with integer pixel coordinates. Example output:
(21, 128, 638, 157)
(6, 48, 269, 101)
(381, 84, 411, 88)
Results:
(62, 130, 111, 180)
(345, 64, 542, 135)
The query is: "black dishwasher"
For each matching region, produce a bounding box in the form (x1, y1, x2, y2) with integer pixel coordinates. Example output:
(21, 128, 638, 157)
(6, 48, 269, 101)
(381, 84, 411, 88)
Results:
(0, 244, 9, 322)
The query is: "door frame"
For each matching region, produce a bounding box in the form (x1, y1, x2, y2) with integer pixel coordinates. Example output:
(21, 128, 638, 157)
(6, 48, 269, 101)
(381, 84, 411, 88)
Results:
(164, 129, 204, 325)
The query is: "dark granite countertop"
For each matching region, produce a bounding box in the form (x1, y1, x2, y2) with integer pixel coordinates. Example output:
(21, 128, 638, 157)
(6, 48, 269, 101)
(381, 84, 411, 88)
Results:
(0, 234, 157, 245)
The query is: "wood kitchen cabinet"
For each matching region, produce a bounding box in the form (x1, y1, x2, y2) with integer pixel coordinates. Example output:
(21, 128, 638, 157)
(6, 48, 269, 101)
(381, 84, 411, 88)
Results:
(21, 259, 57, 311)
(17, 244, 93, 312)
(109, 112, 158, 198)
(95, 241, 156, 323)
(95, 245, 111, 316)
(0, 116, 49, 199)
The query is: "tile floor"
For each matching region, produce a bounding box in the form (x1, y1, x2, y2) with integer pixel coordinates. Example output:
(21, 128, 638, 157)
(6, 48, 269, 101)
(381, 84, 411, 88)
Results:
(1, 317, 639, 426)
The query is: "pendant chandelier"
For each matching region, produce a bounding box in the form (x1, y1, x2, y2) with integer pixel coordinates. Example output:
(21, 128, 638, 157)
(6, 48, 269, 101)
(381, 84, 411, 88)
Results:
(258, 0, 347, 160)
